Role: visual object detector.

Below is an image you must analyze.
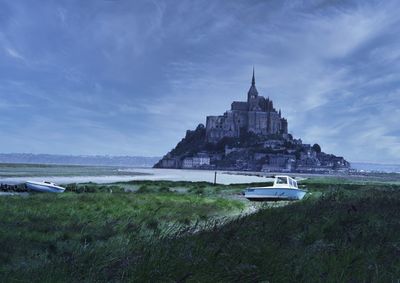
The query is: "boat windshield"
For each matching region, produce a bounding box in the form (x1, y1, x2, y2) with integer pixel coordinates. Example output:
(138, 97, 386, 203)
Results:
(276, 177, 288, 184)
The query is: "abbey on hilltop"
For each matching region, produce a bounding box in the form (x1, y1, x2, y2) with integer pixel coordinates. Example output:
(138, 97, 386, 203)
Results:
(206, 68, 288, 142)
(154, 68, 350, 173)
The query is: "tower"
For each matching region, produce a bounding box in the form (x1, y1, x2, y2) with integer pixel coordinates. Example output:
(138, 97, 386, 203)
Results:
(247, 67, 258, 102)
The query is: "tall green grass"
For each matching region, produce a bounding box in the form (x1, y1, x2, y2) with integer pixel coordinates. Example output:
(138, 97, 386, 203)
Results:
(0, 189, 245, 282)
(1, 179, 400, 282)
(123, 186, 400, 282)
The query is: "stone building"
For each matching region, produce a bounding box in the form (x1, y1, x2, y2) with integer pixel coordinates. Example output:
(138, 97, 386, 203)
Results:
(182, 153, 211, 169)
(262, 154, 296, 172)
(206, 69, 288, 142)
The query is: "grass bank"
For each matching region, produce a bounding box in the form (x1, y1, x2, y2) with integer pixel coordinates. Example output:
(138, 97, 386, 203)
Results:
(0, 181, 247, 282)
(132, 183, 400, 282)
(1, 178, 400, 282)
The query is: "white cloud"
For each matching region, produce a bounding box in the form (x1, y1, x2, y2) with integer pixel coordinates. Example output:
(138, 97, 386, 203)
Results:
(4, 47, 24, 60)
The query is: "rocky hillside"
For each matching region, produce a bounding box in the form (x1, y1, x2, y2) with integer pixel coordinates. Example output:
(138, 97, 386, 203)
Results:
(154, 124, 350, 173)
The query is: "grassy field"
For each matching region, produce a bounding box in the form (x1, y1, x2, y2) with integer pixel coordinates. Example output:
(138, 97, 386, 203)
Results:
(1, 178, 400, 282)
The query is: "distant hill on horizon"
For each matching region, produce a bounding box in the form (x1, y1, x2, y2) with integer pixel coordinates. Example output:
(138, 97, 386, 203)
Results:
(0, 153, 160, 168)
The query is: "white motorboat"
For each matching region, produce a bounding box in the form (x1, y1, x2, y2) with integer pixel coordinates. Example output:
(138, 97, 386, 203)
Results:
(25, 181, 66, 193)
(244, 175, 306, 201)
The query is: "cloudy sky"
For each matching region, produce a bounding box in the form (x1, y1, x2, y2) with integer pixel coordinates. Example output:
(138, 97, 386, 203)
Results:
(0, 0, 399, 163)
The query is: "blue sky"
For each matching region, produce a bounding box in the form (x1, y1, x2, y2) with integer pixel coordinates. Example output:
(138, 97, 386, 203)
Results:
(0, 0, 399, 163)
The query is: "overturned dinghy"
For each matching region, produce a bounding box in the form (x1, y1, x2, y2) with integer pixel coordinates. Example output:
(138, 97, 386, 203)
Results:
(244, 175, 306, 201)
(26, 181, 65, 193)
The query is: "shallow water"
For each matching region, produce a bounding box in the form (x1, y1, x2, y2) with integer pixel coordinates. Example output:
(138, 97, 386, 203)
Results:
(0, 164, 272, 185)
(118, 168, 273, 184)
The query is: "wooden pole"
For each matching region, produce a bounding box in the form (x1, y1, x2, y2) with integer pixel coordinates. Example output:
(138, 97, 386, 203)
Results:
(214, 171, 217, 185)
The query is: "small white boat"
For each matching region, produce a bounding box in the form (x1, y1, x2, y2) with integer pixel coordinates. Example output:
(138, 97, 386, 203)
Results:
(244, 175, 306, 201)
(25, 181, 66, 193)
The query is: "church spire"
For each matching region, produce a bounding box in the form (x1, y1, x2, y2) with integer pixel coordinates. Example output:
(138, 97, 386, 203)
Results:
(247, 66, 258, 101)
(252, 66, 255, 86)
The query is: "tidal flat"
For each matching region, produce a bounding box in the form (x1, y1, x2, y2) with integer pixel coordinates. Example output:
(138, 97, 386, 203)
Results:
(0, 163, 273, 184)
(1, 177, 400, 282)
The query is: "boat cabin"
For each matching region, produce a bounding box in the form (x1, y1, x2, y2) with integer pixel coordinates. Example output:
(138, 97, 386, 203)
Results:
(273, 176, 298, 189)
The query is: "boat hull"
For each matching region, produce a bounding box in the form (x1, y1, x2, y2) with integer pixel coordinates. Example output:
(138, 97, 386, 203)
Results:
(26, 182, 65, 193)
(244, 187, 306, 201)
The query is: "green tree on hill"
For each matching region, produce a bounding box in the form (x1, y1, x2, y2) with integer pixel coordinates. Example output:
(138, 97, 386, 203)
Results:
(312, 143, 322, 153)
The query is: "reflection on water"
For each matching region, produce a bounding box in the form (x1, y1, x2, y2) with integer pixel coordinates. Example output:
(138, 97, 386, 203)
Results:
(0, 164, 272, 185)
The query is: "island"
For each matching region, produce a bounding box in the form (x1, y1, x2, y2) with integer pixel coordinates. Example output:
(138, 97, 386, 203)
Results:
(155, 69, 350, 173)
